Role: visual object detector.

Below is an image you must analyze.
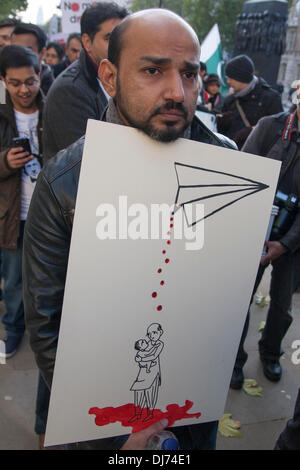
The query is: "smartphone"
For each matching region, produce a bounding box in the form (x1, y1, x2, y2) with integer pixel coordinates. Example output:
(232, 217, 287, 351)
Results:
(12, 137, 32, 155)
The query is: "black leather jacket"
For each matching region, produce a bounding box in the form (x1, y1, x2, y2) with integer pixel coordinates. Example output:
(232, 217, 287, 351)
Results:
(23, 115, 236, 389)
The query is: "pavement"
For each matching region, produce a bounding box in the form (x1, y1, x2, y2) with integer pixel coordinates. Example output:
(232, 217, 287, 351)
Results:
(0, 266, 299, 451)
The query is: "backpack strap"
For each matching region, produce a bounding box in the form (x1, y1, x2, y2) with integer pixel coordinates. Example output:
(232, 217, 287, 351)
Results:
(235, 99, 251, 128)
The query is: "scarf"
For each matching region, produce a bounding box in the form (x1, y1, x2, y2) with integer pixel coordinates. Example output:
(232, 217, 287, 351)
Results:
(234, 76, 259, 99)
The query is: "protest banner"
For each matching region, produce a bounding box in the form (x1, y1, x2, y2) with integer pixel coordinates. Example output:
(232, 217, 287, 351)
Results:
(60, 0, 127, 34)
(45, 119, 280, 446)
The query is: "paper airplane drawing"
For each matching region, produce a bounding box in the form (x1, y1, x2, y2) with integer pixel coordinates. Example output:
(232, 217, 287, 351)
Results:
(174, 162, 269, 227)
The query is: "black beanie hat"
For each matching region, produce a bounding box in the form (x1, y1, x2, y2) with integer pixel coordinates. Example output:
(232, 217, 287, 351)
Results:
(225, 55, 254, 84)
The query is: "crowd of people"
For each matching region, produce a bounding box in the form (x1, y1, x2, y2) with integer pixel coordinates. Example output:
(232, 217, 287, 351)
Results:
(0, 2, 299, 451)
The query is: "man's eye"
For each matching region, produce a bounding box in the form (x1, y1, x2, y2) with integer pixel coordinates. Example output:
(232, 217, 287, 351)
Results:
(145, 68, 159, 75)
(184, 72, 197, 80)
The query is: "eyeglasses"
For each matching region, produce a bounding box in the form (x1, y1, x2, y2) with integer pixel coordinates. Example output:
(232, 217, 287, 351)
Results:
(5, 78, 39, 89)
(0, 34, 11, 42)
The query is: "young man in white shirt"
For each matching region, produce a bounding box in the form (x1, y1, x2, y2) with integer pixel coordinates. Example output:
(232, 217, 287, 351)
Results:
(0, 45, 43, 358)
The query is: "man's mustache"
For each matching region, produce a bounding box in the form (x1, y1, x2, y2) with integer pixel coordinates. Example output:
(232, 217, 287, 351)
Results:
(150, 101, 188, 119)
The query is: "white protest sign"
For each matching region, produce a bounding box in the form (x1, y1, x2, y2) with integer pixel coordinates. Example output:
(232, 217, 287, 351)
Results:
(45, 119, 280, 446)
(60, 0, 128, 34)
(60, 0, 95, 34)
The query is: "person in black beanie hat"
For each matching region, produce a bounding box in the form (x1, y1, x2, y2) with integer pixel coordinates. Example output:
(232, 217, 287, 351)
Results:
(217, 54, 283, 149)
(225, 54, 254, 85)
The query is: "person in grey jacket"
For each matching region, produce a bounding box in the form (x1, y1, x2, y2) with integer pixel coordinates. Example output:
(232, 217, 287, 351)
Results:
(43, 2, 129, 161)
(230, 109, 300, 389)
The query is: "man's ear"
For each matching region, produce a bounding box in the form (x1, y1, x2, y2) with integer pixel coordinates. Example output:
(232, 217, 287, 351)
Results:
(98, 59, 117, 98)
(81, 33, 92, 55)
(39, 47, 46, 63)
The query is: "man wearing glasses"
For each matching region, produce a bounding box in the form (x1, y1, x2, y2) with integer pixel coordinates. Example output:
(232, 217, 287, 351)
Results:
(0, 45, 43, 359)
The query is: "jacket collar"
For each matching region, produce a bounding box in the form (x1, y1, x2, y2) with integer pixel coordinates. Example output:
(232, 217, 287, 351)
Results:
(79, 49, 100, 94)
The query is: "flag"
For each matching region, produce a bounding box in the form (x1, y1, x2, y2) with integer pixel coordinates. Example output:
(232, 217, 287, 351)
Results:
(200, 24, 229, 94)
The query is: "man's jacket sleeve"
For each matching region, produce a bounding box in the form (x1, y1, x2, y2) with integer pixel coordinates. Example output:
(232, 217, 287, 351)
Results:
(242, 116, 300, 253)
(43, 81, 100, 161)
(23, 171, 71, 390)
(0, 149, 17, 181)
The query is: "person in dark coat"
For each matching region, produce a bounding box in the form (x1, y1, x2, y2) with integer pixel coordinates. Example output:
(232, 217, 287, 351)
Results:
(52, 33, 82, 78)
(218, 55, 283, 149)
(44, 41, 64, 67)
(0, 46, 44, 356)
(203, 73, 224, 113)
(230, 110, 300, 389)
(275, 388, 300, 450)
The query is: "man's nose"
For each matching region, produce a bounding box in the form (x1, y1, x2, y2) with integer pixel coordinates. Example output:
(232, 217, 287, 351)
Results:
(19, 83, 28, 92)
(163, 73, 185, 102)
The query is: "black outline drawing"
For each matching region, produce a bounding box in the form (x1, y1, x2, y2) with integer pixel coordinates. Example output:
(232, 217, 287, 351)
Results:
(129, 323, 164, 423)
(174, 162, 269, 227)
(127, 163, 268, 423)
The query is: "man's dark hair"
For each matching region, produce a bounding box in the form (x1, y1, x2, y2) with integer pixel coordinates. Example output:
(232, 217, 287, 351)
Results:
(200, 61, 207, 73)
(108, 16, 131, 67)
(12, 23, 47, 53)
(0, 45, 40, 77)
(46, 41, 64, 60)
(80, 2, 129, 42)
(0, 18, 20, 29)
(66, 33, 82, 48)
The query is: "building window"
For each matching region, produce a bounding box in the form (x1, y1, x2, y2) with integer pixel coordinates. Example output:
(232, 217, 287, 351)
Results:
(287, 30, 296, 51)
(280, 63, 287, 82)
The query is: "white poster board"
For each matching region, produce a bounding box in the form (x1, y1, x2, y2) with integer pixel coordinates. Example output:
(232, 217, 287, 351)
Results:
(0, 82, 5, 105)
(60, 0, 128, 34)
(45, 120, 280, 446)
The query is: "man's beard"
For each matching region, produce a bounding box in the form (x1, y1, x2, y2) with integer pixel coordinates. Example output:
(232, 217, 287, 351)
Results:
(116, 91, 192, 143)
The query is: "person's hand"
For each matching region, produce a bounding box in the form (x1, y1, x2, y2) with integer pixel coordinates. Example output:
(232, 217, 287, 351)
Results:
(6, 147, 33, 170)
(120, 418, 169, 450)
(261, 241, 287, 266)
(216, 111, 232, 132)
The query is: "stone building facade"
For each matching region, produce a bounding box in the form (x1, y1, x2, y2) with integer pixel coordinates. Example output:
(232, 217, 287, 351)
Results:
(278, 0, 300, 104)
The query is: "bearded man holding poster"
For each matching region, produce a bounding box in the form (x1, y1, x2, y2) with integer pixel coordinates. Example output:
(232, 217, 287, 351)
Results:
(23, 9, 278, 450)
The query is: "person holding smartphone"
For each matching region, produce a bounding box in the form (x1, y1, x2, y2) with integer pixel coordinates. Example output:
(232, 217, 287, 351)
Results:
(0, 45, 43, 359)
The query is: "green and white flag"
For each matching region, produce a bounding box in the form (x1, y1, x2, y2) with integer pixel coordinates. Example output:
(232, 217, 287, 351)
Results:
(200, 24, 229, 94)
